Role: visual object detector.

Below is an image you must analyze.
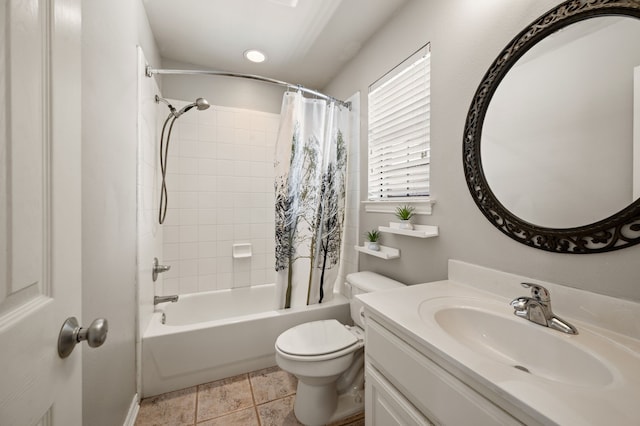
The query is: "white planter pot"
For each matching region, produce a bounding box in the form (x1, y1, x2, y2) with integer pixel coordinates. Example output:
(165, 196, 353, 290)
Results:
(366, 242, 380, 251)
(399, 220, 414, 230)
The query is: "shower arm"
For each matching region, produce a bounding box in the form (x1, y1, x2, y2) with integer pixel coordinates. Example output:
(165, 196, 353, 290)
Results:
(145, 66, 351, 110)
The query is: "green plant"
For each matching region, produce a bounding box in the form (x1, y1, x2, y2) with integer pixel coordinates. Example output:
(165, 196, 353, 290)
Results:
(366, 229, 381, 242)
(395, 205, 415, 221)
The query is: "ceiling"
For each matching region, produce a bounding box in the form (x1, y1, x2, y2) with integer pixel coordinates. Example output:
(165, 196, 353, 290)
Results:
(142, 0, 409, 90)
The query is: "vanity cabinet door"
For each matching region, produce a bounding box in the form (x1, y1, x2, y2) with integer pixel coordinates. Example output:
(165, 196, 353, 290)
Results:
(365, 363, 433, 426)
(366, 318, 522, 425)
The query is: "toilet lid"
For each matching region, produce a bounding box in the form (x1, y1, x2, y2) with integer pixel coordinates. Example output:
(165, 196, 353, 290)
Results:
(276, 319, 358, 356)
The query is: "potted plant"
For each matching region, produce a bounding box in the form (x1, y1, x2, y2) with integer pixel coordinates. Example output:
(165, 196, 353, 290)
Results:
(365, 229, 381, 251)
(395, 205, 415, 230)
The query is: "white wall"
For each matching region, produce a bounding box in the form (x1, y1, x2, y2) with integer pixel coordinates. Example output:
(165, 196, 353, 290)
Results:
(324, 0, 640, 302)
(82, 1, 160, 424)
(137, 47, 164, 397)
(159, 101, 280, 294)
(159, 59, 285, 114)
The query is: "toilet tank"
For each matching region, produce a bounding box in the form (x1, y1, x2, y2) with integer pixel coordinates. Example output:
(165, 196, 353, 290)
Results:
(346, 271, 405, 328)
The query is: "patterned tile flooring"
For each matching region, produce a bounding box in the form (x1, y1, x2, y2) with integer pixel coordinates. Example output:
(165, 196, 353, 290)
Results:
(135, 366, 364, 426)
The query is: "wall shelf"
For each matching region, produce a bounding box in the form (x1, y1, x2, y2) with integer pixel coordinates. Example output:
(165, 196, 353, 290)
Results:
(378, 222, 439, 238)
(354, 245, 400, 260)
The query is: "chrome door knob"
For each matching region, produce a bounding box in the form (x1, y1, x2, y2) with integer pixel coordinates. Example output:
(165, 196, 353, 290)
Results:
(58, 317, 109, 358)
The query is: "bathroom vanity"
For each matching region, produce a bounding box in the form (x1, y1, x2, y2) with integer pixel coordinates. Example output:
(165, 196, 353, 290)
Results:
(358, 260, 640, 425)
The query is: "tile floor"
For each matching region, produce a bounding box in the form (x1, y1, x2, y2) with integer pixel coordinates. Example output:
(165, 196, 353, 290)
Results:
(135, 366, 364, 426)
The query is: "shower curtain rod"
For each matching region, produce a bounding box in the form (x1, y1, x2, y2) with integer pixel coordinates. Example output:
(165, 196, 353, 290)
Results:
(145, 66, 351, 110)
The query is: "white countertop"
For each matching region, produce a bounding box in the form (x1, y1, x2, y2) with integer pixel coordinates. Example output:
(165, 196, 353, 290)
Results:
(358, 278, 640, 425)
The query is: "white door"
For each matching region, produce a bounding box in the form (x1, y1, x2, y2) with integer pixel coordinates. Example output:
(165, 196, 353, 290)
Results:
(0, 0, 83, 425)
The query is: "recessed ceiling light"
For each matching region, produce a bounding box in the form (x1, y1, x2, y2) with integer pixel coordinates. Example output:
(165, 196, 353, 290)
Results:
(244, 49, 267, 63)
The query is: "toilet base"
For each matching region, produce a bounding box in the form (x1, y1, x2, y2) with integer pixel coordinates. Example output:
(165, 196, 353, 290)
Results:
(326, 389, 364, 424)
(293, 377, 364, 426)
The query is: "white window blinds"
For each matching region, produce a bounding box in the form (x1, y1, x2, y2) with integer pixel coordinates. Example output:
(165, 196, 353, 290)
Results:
(368, 44, 430, 200)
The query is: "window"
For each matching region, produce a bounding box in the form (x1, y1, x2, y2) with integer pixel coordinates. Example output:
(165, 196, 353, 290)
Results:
(367, 44, 430, 200)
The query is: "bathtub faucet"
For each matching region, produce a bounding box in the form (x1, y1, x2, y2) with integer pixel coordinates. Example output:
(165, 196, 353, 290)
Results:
(154, 295, 179, 305)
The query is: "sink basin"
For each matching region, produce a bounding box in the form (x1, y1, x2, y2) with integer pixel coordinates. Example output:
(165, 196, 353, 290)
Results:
(419, 297, 614, 387)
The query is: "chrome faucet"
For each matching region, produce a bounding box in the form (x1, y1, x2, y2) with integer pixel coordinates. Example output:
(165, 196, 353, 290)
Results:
(154, 295, 179, 305)
(510, 283, 578, 335)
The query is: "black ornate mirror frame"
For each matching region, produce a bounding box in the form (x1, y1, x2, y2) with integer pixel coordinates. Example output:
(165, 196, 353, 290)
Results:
(463, 0, 640, 253)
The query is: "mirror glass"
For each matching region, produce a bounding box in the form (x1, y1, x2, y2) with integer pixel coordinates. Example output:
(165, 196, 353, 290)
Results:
(481, 16, 640, 228)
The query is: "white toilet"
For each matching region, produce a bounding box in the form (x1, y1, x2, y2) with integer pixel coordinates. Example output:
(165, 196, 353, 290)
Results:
(275, 271, 405, 425)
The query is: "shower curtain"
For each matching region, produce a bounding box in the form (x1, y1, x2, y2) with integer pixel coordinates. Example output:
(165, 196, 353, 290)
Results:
(274, 92, 350, 309)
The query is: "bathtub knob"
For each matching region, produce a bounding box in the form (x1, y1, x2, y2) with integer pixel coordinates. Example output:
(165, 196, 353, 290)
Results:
(58, 317, 109, 358)
(152, 257, 171, 282)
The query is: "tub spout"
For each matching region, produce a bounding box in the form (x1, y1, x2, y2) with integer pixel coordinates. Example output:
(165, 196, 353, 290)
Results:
(154, 295, 178, 305)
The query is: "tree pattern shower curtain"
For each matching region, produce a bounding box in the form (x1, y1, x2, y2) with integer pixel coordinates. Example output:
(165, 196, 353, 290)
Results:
(274, 92, 349, 308)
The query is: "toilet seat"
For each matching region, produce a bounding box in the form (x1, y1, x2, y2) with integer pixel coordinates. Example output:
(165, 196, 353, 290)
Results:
(276, 319, 362, 361)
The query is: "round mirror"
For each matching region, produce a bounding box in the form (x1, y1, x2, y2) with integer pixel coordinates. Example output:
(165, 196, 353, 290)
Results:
(463, 0, 640, 253)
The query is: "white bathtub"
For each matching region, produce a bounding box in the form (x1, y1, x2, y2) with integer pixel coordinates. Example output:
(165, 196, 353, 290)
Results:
(141, 283, 351, 397)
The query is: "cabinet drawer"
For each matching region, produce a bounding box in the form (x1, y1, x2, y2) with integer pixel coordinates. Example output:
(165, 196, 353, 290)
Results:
(366, 362, 433, 426)
(366, 319, 521, 426)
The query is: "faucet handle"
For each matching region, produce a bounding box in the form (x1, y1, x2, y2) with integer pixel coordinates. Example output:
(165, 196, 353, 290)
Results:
(521, 282, 550, 302)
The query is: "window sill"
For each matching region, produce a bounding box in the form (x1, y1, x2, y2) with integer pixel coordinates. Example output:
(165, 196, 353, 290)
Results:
(361, 199, 435, 215)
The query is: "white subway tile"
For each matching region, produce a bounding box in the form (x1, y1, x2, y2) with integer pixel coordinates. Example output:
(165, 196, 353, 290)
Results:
(217, 160, 235, 176)
(180, 259, 198, 276)
(216, 256, 232, 273)
(198, 109, 216, 126)
(163, 243, 180, 261)
(198, 275, 217, 292)
(217, 110, 235, 127)
(179, 157, 198, 175)
(180, 209, 198, 225)
(198, 192, 217, 209)
(235, 129, 250, 145)
(233, 271, 251, 288)
(180, 242, 198, 259)
(198, 224, 217, 242)
(216, 240, 233, 258)
(180, 140, 199, 157)
(164, 225, 180, 243)
(217, 273, 232, 290)
(198, 209, 217, 225)
(179, 225, 198, 243)
(179, 192, 198, 209)
(217, 143, 235, 159)
(179, 276, 198, 294)
(249, 131, 266, 146)
(198, 158, 217, 175)
(233, 224, 251, 240)
(198, 175, 217, 192)
(179, 123, 198, 141)
(179, 174, 198, 191)
(198, 258, 217, 275)
(198, 142, 217, 158)
(163, 278, 180, 295)
(198, 125, 216, 143)
(217, 224, 234, 240)
(198, 241, 217, 258)
(217, 126, 234, 143)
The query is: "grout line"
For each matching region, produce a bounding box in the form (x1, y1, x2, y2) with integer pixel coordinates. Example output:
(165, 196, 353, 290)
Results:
(247, 372, 262, 426)
(193, 384, 199, 425)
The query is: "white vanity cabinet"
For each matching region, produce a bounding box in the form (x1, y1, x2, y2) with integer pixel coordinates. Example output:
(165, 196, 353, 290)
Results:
(364, 315, 522, 426)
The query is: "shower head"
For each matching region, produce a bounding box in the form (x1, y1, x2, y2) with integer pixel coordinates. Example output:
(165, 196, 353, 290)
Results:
(156, 95, 210, 118)
(175, 97, 210, 117)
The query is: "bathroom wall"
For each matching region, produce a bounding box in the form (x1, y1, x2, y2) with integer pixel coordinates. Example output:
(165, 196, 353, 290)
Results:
(82, 0, 160, 425)
(137, 46, 164, 395)
(160, 59, 286, 114)
(324, 0, 640, 302)
(158, 101, 280, 295)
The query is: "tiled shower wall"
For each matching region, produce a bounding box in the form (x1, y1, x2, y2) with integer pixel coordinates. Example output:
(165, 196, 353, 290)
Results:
(158, 100, 280, 295)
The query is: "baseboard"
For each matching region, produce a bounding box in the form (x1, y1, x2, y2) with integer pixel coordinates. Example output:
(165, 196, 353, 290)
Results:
(123, 393, 140, 426)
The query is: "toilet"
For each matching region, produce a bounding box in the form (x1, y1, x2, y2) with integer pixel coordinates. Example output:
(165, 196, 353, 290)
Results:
(275, 271, 405, 426)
